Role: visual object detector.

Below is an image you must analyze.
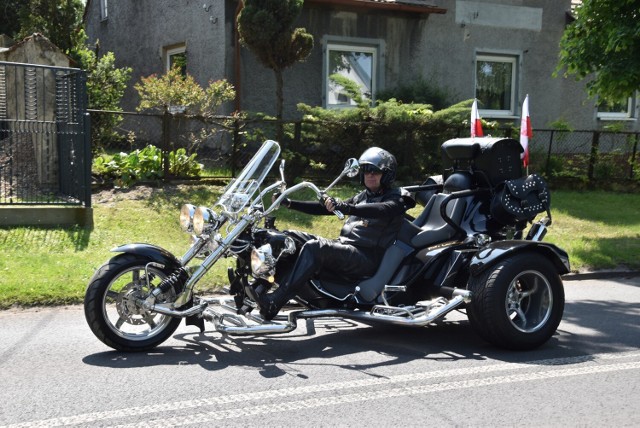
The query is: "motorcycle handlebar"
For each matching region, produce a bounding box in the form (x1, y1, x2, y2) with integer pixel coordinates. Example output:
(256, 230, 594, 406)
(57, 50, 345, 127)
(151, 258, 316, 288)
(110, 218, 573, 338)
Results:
(265, 181, 345, 220)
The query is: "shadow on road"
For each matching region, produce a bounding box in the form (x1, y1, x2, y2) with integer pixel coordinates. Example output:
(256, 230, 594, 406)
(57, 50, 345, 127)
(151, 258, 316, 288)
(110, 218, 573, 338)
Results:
(82, 288, 640, 376)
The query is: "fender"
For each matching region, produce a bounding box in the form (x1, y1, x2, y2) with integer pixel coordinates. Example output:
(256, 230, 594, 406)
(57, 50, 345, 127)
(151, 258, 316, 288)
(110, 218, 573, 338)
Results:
(111, 243, 183, 271)
(470, 240, 570, 277)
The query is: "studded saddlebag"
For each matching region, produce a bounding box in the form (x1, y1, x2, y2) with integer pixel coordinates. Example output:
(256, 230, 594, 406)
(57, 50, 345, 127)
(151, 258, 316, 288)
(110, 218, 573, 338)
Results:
(491, 174, 550, 224)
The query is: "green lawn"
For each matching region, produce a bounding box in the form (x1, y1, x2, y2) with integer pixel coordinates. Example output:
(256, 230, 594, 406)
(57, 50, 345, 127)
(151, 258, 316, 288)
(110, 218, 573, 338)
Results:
(0, 186, 638, 309)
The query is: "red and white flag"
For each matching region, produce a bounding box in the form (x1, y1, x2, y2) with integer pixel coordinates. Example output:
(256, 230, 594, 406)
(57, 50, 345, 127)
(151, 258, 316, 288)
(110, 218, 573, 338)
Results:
(471, 99, 483, 138)
(520, 94, 532, 167)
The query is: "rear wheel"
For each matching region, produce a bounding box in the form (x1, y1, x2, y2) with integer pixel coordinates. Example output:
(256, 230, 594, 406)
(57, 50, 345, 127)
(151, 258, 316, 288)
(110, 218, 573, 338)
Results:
(467, 252, 564, 350)
(84, 254, 182, 352)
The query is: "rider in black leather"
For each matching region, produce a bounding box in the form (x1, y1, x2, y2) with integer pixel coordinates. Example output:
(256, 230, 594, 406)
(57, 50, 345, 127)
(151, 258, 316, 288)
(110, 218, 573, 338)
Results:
(254, 147, 414, 320)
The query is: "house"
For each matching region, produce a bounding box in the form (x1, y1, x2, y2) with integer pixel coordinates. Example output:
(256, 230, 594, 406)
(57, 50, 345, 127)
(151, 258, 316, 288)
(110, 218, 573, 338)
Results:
(83, 0, 638, 131)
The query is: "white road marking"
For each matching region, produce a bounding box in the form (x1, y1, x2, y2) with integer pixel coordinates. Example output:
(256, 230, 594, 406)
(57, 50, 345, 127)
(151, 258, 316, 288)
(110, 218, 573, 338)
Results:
(4, 351, 640, 428)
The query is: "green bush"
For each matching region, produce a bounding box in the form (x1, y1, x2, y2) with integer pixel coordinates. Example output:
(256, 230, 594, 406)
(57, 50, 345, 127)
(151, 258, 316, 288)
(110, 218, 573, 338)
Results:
(93, 145, 203, 187)
(376, 75, 452, 110)
(293, 99, 493, 182)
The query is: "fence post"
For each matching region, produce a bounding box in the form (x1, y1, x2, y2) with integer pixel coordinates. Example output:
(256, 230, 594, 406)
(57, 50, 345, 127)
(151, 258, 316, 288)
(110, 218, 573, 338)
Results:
(294, 121, 301, 148)
(588, 131, 600, 182)
(546, 130, 555, 177)
(504, 127, 512, 139)
(231, 117, 241, 177)
(83, 112, 92, 208)
(630, 133, 639, 180)
(161, 110, 170, 180)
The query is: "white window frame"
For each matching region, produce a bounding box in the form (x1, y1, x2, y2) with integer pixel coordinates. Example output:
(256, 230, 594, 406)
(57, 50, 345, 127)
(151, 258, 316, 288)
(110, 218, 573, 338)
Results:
(164, 45, 187, 74)
(475, 54, 518, 117)
(324, 41, 380, 109)
(597, 95, 637, 121)
(99, 0, 108, 21)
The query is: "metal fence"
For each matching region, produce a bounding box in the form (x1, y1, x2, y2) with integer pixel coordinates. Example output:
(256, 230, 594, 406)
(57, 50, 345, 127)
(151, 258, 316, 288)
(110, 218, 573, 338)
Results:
(528, 129, 639, 182)
(90, 109, 640, 186)
(0, 61, 91, 206)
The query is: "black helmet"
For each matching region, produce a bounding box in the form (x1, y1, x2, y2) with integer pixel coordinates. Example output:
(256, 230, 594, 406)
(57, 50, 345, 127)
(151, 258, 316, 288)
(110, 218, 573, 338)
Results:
(358, 147, 397, 188)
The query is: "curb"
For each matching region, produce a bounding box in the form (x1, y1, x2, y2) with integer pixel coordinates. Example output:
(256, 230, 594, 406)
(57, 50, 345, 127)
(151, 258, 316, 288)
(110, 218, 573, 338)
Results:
(563, 270, 640, 281)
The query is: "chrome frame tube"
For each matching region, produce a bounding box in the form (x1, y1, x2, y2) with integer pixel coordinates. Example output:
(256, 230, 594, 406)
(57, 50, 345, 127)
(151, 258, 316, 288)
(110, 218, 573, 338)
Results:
(201, 291, 472, 335)
(179, 236, 209, 266)
(173, 216, 253, 307)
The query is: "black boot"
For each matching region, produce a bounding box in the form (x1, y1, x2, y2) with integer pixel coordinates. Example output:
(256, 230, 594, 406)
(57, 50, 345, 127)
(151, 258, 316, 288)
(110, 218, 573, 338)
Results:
(258, 286, 291, 321)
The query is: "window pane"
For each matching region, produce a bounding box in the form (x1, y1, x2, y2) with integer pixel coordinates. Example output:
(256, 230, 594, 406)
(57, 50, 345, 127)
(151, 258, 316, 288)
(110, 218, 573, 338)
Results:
(327, 49, 373, 107)
(598, 98, 629, 114)
(169, 52, 187, 76)
(100, 0, 108, 20)
(476, 59, 513, 111)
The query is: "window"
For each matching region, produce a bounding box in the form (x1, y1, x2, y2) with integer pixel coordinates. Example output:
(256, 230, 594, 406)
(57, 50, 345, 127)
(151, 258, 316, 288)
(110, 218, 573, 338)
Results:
(475, 54, 518, 117)
(99, 0, 108, 21)
(325, 42, 379, 108)
(597, 96, 637, 120)
(164, 45, 187, 76)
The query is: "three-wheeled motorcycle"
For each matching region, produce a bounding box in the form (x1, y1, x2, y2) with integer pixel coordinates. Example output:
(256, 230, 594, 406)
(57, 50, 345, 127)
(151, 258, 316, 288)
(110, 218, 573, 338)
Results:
(84, 137, 569, 352)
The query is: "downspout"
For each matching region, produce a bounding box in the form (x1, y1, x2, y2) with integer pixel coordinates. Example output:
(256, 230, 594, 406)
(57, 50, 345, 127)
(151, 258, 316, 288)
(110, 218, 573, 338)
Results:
(234, 0, 243, 113)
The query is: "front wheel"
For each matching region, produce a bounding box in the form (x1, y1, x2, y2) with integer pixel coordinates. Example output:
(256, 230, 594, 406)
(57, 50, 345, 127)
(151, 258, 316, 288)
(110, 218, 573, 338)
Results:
(84, 253, 183, 352)
(467, 252, 565, 350)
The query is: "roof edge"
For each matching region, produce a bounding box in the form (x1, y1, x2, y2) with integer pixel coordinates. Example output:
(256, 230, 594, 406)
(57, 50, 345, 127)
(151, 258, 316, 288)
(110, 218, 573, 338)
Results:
(306, 0, 447, 14)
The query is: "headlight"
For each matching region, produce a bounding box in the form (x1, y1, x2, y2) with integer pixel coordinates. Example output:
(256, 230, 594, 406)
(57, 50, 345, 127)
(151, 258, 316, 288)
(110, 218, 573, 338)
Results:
(251, 244, 276, 279)
(193, 206, 219, 236)
(179, 204, 196, 232)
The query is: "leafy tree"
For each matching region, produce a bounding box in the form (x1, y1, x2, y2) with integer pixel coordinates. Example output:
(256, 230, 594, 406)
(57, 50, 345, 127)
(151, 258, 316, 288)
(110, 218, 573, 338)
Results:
(16, 0, 85, 56)
(237, 0, 313, 121)
(134, 66, 236, 117)
(0, 0, 23, 38)
(75, 31, 132, 151)
(557, 0, 640, 102)
(329, 74, 368, 109)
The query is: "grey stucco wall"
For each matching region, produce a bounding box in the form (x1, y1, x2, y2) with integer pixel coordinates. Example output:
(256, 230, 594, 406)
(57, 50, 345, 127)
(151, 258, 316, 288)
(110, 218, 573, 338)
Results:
(84, 0, 638, 133)
(85, 0, 230, 113)
(240, 0, 615, 130)
(419, 0, 597, 129)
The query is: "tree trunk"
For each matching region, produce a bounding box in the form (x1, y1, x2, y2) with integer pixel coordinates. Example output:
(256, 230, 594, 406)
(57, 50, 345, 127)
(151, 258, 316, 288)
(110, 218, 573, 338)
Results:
(275, 68, 284, 142)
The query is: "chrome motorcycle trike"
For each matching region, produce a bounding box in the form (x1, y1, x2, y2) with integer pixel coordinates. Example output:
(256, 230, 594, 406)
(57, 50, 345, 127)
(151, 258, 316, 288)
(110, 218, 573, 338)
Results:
(84, 138, 569, 352)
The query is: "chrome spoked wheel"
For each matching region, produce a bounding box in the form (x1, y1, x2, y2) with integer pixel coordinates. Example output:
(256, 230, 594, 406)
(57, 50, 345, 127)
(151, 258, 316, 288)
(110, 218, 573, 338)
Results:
(85, 254, 183, 352)
(102, 265, 175, 341)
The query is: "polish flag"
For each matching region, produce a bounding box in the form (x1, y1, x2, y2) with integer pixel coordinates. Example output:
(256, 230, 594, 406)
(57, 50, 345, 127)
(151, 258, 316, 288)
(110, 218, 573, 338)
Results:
(471, 99, 483, 138)
(520, 95, 532, 168)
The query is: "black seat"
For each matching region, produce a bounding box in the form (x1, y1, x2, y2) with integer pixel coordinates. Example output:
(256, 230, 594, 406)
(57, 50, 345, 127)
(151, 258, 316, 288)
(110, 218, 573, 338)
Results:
(410, 193, 467, 247)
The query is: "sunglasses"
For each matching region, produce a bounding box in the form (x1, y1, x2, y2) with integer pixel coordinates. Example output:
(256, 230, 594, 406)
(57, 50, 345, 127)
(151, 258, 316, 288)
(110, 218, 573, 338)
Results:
(361, 165, 382, 174)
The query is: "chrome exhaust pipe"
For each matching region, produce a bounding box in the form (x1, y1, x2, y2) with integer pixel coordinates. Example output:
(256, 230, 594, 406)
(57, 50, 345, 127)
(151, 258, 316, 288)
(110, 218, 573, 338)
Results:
(202, 307, 300, 334)
(201, 290, 471, 335)
(140, 301, 209, 318)
(298, 292, 469, 327)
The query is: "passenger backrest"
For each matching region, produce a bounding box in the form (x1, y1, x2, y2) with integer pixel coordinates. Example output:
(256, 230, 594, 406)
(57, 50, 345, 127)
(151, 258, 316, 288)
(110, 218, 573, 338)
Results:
(410, 193, 467, 248)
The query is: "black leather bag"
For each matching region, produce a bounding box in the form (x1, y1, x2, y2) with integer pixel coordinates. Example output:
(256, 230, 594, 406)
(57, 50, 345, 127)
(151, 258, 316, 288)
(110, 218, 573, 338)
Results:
(491, 174, 550, 224)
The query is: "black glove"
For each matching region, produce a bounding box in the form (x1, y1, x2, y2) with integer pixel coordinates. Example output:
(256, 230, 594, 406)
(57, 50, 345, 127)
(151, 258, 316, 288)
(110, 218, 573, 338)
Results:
(332, 198, 352, 215)
(272, 192, 291, 208)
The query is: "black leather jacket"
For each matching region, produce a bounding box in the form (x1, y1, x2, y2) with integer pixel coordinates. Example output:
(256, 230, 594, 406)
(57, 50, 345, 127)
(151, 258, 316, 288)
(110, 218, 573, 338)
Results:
(287, 187, 414, 252)
(338, 187, 410, 249)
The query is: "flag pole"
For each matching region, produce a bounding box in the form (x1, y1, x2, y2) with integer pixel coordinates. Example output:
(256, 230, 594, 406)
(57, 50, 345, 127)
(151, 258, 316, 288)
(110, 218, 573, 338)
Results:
(520, 94, 532, 175)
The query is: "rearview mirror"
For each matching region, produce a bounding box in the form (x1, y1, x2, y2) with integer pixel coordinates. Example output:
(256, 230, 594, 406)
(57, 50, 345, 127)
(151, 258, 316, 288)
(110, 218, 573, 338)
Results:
(344, 158, 359, 178)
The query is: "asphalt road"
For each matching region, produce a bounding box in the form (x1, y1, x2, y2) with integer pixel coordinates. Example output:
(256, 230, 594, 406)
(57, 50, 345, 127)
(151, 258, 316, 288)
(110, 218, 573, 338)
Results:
(1, 276, 639, 427)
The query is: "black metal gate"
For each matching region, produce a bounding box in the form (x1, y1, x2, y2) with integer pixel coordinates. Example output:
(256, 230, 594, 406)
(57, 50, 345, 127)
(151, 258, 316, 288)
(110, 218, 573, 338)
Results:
(0, 61, 91, 207)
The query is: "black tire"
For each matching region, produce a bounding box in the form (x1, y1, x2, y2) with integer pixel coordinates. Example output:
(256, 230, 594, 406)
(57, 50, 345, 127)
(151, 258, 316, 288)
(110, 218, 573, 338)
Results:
(467, 252, 564, 350)
(84, 253, 182, 352)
